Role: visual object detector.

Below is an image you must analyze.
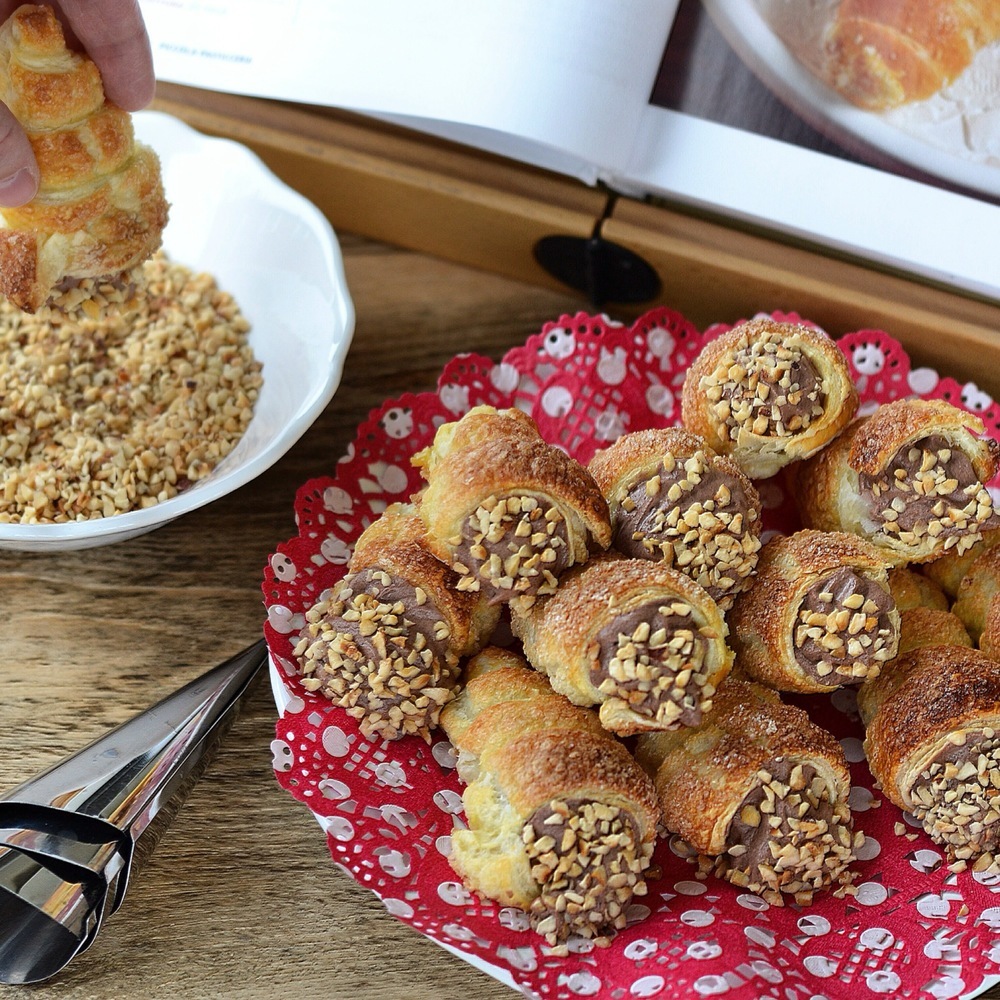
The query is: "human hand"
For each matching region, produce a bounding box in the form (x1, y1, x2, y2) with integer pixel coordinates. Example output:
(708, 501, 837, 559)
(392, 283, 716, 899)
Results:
(0, 1, 154, 207)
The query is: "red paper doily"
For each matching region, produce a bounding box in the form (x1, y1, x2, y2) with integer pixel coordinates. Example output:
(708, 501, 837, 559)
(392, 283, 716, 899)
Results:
(262, 307, 1000, 1000)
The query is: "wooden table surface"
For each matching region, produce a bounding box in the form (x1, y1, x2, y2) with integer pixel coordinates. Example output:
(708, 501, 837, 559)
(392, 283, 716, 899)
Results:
(0, 234, 587, 1000)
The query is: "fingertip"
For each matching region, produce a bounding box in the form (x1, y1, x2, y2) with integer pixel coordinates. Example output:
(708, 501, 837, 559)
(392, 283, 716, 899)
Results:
(0, 106, 38, 207)
(0, 167, 38, 208)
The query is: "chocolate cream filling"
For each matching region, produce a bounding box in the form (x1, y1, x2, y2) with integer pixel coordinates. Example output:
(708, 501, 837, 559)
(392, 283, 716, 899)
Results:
(910, 727, 1000, 863)
(708, 340, 825, 441)
(453, 493, 572, 604)
(719, 759, 855, 899)
(613, 453, 759, 604)
(523, 796, 646, 944)
(793, 566, 897, 685)
(592, 602, 710, 726)
(859, 435, 995, 548)
(295, 567, 457, 738)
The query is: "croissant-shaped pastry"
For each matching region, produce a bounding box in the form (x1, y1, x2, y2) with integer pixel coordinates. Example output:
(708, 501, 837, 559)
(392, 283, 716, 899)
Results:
(795, 398, 999, 565)
(953, 543, 1000, 645)
(823, 0, 1000, 111)
(680, 318, 858, 479)
(858, 645, 1000, 864)
(897, 607, 972, 655)
(294, 503, 499, 742)
(922, 526, 1000, 599)
(412, 406, 611, 609)
(0, 4, 168, 312)
(439, 647, 660, 946)
(729, 530, 899, 693)
(888, 566, 949, 612)
(510, 553, 733, 736)
(982, 600, 1000, 660)
(588, 427, 762, 610)
(635, 679, 859, 904)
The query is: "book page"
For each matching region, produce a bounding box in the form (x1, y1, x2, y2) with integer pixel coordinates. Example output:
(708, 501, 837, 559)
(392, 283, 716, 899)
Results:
(140, 0, 678, 176)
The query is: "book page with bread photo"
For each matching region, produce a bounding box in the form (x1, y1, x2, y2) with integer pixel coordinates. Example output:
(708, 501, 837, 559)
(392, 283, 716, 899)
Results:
(138, 0, 1000, 302)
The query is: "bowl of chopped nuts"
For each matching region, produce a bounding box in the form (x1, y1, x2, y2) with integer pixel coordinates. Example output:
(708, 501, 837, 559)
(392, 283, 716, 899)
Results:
(0, 111, 355, 551)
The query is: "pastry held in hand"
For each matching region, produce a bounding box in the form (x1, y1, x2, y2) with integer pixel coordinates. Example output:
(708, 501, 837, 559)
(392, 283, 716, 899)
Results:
(0, 4, 168, 312)
(440, 647, 659, 947)
(823, 0, 1000, 111)
(412, 406, 611, 609)
(680, 318, 858, 479)
(294, 504, 498, 742)
(858, 645, 1000, 866)
(730, 530, 899, 693)
(635, 680, 859, 905)
(510, 553, 732, 736)
(795, 398, 999, 566)
(588, 427, 762, 610)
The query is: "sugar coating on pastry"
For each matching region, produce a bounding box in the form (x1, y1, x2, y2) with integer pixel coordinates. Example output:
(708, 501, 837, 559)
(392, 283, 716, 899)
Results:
(681, 318, 858, 479)
(589, 427, 763, 610)
(0, 4, 169, 313)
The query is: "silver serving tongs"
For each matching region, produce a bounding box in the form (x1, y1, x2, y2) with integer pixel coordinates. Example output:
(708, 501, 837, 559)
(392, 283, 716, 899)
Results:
(0, 638, 267, 985)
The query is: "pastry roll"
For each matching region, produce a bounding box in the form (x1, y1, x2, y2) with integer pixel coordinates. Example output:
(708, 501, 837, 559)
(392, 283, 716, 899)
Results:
(588, 427, 762, 610)
(795, 398, 999, 565)
(953, 543, 1000, 645)
(858, 645, 1000, 865)
(0, 5, 168, 313)
(922, 526, 1000, 599)
(440, 647, 659, 946)
(635, 679, 859, 904)
(680, 317, 858, 479)
(294, 503, 499, 742)
(888, 567, 949, 612)
(822, 0, 1000, 111)
(412, 406, 611, 609)
(509, 553, 733, 736)
(897, 608, 971, 655)
(982, 600, 1000, 660)
(729, 530, 899, 693)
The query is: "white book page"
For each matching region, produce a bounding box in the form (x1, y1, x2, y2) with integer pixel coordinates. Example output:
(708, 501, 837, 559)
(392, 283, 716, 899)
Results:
(140, 0, 678, 176)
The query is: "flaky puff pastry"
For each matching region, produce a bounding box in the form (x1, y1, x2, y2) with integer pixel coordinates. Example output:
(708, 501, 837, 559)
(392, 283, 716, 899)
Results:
(922, 526, 1000, 599)
(795, 398, 999, 566)
(897, 608, 972, 656)
(729, 530, 899, 693)
(439, 647, 659, 947)
(509, 552, 733, 736)
(294, 503, 499, 742)
(412, 406, 611, 609)
(888, 566, 950, 612)
(634, 679, 859, 904)
(680, 318, 858, 479)
(0, 5, 168, 312)
(588, 426, 762, 610)
(858, 645, 1000, 864)
(953, 543, 1000, 645)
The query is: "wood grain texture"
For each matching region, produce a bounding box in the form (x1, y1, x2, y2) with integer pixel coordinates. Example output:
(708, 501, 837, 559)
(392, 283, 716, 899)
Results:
(0, 235, 582, 999)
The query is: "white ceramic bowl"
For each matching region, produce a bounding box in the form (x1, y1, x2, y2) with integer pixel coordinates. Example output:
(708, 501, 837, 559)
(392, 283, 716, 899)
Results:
(0, 110, 355, 552)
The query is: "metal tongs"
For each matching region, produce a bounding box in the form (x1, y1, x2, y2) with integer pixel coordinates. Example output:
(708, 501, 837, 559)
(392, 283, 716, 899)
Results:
(0, 639, 267, 985)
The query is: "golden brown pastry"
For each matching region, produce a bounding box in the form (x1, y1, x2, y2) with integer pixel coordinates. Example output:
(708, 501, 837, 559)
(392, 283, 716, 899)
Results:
(588, 427, 762, 610)
(729, 529, 899, 693)
(412, 406, 611, 609)
(897, 607, 972, 655)
(294, 503, 499, 742)
(795, 398, 999, 565)
(953, 543, 1000, 644)
(510, 552, 733, 736)
(440, 647, 659, 947)
(635, 679, 859, 904)
(982, 598, 1000, 659)
(0, 4, 168, 312)
(921, 526, 1000, 599)
(858, 645, 1000, 865)
(680, 317, 858, 479)
(888, 566, 950, 612)
(823, 0, 1000, 111)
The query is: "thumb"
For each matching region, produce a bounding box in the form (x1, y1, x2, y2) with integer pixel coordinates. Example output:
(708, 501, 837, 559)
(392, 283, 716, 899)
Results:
(0, 103, 38, 207)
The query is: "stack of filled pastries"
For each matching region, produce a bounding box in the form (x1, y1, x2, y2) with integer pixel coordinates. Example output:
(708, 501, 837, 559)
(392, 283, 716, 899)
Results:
(294, 316, 1000, 945)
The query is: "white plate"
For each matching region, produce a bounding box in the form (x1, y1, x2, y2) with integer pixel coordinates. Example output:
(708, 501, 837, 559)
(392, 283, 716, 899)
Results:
(0, 110, 355, 552)
(703, 0, 1000, 200)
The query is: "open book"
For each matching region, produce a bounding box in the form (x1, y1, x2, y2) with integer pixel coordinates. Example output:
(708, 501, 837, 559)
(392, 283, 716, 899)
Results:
(138, 0, 1000, 303)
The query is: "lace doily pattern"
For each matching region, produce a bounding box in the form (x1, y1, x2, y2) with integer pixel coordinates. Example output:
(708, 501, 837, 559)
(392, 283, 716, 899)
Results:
(263, 308, 1000, 1000)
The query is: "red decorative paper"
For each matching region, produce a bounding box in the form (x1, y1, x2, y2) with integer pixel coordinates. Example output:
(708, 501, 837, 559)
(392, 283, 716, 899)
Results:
(262, 308, 1000, 1000)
